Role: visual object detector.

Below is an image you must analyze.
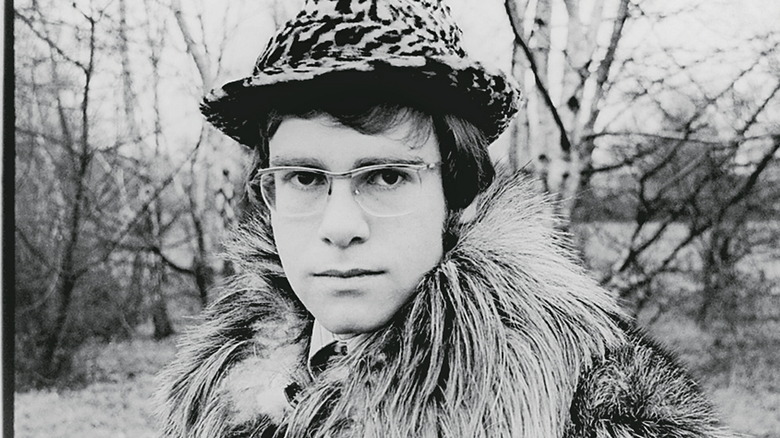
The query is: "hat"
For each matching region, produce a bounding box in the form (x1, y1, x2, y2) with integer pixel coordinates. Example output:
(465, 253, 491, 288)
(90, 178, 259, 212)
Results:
(201, 0, 521, 147)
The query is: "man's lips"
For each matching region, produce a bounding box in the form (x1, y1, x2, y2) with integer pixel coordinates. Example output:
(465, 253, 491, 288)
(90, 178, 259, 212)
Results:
(313, 269, 384, 278)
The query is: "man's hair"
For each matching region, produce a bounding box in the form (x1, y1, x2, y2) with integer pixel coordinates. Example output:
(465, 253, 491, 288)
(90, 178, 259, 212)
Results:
(248, 101, 495, 211)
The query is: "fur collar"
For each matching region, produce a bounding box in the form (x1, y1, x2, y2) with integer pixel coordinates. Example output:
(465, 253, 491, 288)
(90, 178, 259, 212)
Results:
(156, 174, 627, 437)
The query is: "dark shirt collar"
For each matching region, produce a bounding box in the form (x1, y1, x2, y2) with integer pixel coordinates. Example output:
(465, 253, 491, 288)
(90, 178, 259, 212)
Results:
(307, 320, 368, 377)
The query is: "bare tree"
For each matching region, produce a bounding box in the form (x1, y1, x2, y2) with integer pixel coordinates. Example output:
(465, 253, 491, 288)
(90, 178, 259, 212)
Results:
(502, 0, 779, 323)
(15, 0, 208, 384)
(587, 27, 780, 314)
(505, 0, 630, 219)
(15, 0, 118, 382)
(168, 0, 271, 306)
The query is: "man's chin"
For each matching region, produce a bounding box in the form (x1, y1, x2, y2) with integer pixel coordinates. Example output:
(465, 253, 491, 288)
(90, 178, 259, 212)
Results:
(318, 313, 391, 337)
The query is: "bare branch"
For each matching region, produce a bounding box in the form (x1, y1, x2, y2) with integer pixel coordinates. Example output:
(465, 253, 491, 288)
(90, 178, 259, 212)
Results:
(580, 0, 630, 142)
(15, 225, 58, 273)
(74, 137, 204, 278)
(152, 247, 196, 276)
(734, 81, 780, 138)
(46, 45, 77, 161)
(584, 131, 750, 146)
(721, 136, 780, 217)
(15, 9, 88, 72)
(609, 136, 780, 294)
(170, 0, 213, 89)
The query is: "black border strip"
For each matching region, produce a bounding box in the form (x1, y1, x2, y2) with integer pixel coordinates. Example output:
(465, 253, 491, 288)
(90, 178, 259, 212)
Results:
(3, 0, 16, 436)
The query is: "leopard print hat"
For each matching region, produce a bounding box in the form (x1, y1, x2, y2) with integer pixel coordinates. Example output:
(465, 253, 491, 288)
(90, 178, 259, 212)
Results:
(201, 0, 522, 147)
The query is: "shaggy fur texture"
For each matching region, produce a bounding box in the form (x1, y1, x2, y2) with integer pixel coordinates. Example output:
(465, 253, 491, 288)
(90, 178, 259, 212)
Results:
(156, 174, 734, 438)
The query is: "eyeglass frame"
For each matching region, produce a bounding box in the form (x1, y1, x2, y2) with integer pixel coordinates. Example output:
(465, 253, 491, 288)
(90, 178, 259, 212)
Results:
(251, 161, 442, 218)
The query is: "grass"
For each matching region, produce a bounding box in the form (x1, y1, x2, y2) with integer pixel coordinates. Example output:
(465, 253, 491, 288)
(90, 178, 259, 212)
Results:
(15, 374, 161, 438)
(712, 387, 780, 438)
(14, 337, 178, 438)
(646, 315, 780, 438)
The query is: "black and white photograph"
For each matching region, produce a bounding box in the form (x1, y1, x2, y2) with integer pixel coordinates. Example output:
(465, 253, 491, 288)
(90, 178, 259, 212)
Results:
(8, 0, 780, 436)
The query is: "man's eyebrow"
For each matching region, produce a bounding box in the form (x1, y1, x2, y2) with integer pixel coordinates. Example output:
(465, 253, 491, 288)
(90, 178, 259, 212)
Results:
(353, 156, 426, 167)
(269, 156, 427, 169)
(268, 156, 326, 168)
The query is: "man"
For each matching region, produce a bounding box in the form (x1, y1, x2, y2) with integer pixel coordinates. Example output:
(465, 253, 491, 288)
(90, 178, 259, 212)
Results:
(157, 1, 734, 437)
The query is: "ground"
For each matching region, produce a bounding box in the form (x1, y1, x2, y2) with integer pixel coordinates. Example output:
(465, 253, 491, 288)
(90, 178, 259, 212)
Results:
(14, 337, 177, 438)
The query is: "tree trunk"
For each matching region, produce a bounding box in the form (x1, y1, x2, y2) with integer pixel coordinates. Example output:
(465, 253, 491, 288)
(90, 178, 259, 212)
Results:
(118, 0, 138, 140)
(507, 0, 530, 172)
(194, 256, 214, 307)
(41, 12, 98, 380)
(42, 274, 76, 379)
(151, 253, 175, 339)
(151, 291, 175, 339)
(526, 0, 558, 183)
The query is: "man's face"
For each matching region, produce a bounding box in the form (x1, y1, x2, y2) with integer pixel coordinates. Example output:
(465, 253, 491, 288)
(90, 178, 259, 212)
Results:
(268, 115, 447, 336)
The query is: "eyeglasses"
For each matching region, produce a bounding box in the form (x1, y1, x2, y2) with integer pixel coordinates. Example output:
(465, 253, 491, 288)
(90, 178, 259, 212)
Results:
(252, 162, 441, 217)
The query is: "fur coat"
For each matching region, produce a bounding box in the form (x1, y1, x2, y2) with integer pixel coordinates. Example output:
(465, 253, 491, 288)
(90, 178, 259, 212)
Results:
(156, 175, 734, 438)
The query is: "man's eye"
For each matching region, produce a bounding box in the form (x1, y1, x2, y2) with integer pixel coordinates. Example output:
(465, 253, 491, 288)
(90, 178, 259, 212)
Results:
(285, 171, 325, 187)
(368, 169, 410, 187)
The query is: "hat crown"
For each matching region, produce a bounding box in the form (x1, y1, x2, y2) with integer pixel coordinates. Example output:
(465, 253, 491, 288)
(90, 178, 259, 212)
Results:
(255, 0, 465, 74)
(201, 0, 521, 148)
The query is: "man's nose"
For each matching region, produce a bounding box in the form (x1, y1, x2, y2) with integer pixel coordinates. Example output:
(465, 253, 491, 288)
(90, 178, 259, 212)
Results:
(317, 179, 370, 248)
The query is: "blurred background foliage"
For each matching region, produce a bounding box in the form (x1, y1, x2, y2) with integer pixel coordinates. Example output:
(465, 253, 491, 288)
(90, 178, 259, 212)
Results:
(12, 0, 780, 435)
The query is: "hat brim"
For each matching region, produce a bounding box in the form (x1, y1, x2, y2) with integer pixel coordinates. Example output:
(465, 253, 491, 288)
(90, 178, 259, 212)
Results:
(200, 55, 520, 148)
